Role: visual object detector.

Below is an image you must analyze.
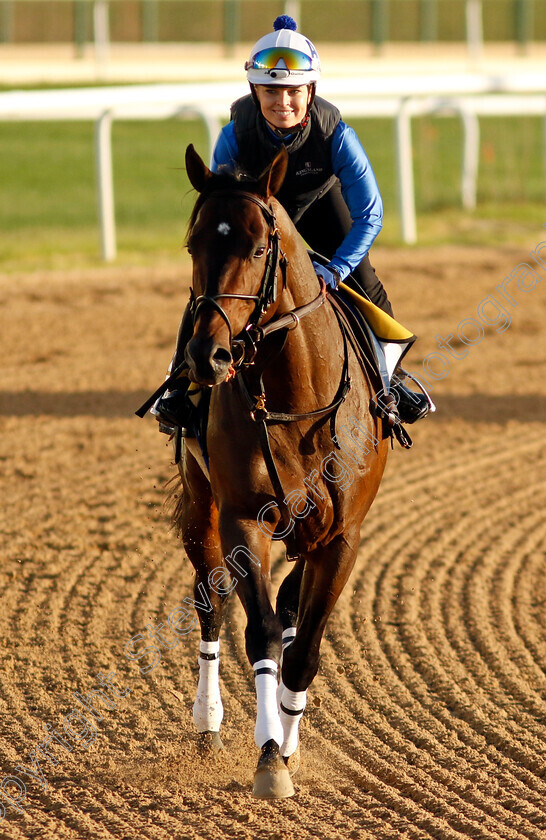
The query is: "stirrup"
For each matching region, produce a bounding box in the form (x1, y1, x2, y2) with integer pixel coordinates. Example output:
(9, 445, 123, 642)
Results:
(393, 385, 430, 425)
(386, 369, 436, 426)
(157, 419, 195, 439)
(395, 368, 436, 419)
(154, 388, 197, 438)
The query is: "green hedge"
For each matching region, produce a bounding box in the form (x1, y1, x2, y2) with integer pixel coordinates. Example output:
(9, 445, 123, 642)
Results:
(3, 0, 546, 44)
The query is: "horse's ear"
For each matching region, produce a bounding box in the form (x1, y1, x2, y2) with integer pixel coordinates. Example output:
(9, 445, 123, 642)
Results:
(185, 144, 212, 193)
(258, 147, 288, 198)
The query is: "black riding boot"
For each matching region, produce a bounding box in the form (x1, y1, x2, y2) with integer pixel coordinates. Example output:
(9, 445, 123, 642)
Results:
(154, 304, 198, 436)
(390, 368, 434, 424)
(348, 264, 432, 424)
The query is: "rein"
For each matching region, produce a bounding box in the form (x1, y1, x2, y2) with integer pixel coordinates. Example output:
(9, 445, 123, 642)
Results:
(236, 301, 351, 560)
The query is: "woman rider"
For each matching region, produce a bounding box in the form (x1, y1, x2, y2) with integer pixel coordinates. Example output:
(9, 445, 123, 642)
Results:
(154, 15, 430, 430)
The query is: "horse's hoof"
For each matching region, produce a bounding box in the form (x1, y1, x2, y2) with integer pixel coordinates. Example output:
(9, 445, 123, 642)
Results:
(252, 739, 295, 799)
(197, 731, 224, 754)
(283, 745, 300, 776)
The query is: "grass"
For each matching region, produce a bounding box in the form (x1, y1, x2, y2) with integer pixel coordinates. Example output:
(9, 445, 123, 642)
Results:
(0, 118, 210, 269)
(1, 114, 545, 271)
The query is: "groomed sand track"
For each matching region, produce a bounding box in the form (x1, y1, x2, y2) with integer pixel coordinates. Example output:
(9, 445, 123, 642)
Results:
(0, 245, 544, 839)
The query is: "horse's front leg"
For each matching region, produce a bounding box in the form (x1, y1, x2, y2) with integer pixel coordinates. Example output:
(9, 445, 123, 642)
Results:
(218, 509, 294, 799)
(276, 558, 305, 648)
(176, 456, 229, 751)
(189, 573, 228, 753)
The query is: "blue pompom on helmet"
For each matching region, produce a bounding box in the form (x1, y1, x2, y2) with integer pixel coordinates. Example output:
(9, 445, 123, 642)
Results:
(245, 16, 321, 86)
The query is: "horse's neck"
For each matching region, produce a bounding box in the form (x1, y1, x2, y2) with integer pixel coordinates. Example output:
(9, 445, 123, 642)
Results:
(273, 201, 319, 312)
(259, 204, 344, 404)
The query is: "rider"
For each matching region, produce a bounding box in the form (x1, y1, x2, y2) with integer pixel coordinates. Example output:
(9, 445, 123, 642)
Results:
(154, 15, 431, 432)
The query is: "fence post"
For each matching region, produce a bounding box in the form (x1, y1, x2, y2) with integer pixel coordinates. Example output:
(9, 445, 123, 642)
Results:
(420, 0, 438, 42)
(142, 0, 158, 43)
(514, 0, 533, 54)
(74, 1, 88, 58)
(371, 0, 389, 54)
(0, 1, 14, 44)
(466, 0, 483, 61)
(283, 1, 301, 19)
(95, 111, 116, 261)
(459, 107, 480, 210)
(542, 111, 546, 195)
(224, 0, 240, 58)
(395, 99, 417, 244)
(93, 0, 110, 75)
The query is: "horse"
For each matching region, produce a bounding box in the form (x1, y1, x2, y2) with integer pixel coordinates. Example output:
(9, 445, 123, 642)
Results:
(170, 143, 389, 798)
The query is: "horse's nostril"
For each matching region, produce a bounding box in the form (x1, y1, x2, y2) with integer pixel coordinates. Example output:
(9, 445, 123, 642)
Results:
(186, 337, 232, 385)
(212, 346, 232, 366)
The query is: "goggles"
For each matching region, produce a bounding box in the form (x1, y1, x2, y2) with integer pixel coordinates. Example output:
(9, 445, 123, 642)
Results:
(245, 47, 313, 72)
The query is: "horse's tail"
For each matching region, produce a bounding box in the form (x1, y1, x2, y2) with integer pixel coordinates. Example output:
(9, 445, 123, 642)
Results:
(164, 474, 185, 537)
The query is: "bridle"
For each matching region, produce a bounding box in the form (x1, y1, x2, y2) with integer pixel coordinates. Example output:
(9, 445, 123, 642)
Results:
(134, 186, 327, 419)
(189, 190, 287, 364)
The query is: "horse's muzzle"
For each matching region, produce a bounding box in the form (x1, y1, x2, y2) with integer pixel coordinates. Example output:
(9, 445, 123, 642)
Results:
(186, 335, 233, 386)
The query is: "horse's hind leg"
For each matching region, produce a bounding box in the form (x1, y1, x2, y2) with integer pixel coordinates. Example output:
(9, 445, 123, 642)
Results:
(278, 535, 359, 760)
(276, 558, 305, 646)
(175, 453, 230, 751)
(275, 559, 305, 769)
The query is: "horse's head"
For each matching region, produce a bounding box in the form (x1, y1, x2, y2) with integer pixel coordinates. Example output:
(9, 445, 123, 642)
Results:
(184, 143, 288, 387)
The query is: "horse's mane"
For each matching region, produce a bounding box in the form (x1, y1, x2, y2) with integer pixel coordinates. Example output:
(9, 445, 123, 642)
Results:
(186, 167, 261, 242)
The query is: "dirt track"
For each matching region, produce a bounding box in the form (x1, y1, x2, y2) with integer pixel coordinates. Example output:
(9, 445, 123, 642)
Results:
(0, 244, 545, 839)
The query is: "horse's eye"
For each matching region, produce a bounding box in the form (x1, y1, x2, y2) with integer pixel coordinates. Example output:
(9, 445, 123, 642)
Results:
(254, 246, 266, 259)
(186, 246, 192, 256)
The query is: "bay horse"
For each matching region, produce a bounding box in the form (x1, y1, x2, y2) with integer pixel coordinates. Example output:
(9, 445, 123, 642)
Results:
(172, 144, 388, 798)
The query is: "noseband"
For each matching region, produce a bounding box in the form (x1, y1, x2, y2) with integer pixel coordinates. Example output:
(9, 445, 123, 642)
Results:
(189, 190, 288, 366)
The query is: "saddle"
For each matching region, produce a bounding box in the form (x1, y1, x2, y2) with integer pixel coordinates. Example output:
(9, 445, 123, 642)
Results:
(310, 253, 416, 446)
(328, 290, 382, 393)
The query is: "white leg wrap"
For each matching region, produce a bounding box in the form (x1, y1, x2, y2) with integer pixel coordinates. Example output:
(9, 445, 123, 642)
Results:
(277, 627, 297, 706)
(282, 626, 297, 650)
(254, 659, 283, 749)
(192, 639, 223, 733)
(278, 681, 307, 758)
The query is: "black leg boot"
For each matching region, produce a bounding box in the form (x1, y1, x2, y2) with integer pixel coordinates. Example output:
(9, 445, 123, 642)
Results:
(154, 304, 199, 436)
(390, 368, 435, 424)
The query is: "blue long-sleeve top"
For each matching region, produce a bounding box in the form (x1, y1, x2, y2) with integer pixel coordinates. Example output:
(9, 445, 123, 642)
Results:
(211, 120, 383, 283)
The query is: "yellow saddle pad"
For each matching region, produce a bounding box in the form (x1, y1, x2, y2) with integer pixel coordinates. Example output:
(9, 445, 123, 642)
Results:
(339, 283, 416, 344)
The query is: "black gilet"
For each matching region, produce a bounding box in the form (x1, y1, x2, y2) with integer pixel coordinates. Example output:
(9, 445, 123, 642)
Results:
(230, 94, 341, 223)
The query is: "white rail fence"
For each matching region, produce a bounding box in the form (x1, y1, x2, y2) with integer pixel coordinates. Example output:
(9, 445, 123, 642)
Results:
(1, 75, 545, 259)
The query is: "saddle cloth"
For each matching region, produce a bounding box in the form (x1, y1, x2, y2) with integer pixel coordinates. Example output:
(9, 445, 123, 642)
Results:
(308, 251, 416, 389)
(329, 283, 416, 397)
